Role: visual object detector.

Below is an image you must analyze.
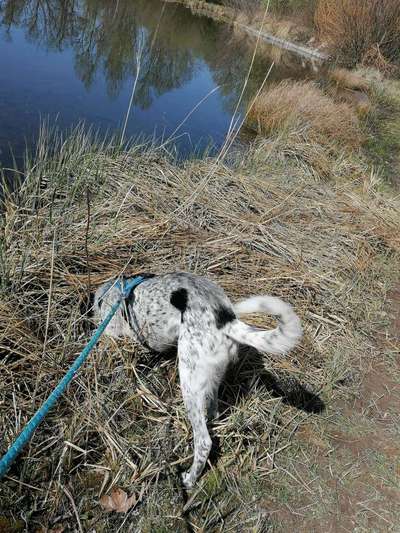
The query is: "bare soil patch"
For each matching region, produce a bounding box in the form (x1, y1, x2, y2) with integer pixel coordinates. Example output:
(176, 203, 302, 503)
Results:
(270, 286, 400, 532)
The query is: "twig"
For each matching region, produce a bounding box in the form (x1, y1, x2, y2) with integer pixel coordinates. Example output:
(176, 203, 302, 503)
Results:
(4, 476, 44, 492)
(61, 485, 84, 533)
(43, 227, 57, 354)
(120, 30, 144, 145)
(170, 1, 275, 217)
(225, 0, 272, 141)
(85, 187, 91, 308)
(31, 226, 57, 409)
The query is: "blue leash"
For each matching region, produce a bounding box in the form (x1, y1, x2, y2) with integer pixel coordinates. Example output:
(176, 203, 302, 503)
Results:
(0, 275, 145, 480)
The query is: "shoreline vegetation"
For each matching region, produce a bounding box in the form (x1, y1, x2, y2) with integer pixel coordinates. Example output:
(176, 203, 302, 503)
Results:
(1, 0, 400, 530)
(167, 0, 400, 72)
(165, 0, 329, 60)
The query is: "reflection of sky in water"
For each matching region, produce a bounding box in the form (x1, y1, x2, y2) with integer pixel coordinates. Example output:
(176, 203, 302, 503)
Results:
(0, 29, 228, 165)
(0, 0, 310, 167)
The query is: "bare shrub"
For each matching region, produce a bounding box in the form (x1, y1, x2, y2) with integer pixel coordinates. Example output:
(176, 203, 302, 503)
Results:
(247, 80, 362, 150)
(315, 0, 400, 69)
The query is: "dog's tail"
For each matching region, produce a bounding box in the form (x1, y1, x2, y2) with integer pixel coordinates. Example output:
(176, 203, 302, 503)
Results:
(225, 296, 302, 355)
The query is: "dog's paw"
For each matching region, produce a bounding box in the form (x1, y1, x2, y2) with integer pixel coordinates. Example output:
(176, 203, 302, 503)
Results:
(181, 471, 195, 489)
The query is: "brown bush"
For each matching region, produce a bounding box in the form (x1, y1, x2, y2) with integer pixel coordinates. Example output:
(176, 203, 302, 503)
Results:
(247, 80, 362, 150)
(315, 0, 400, 69)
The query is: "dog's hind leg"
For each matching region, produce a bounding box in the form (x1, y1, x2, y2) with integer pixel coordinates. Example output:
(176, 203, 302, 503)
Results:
(181, 391, 212, 489)
(178, 333, 212, 489)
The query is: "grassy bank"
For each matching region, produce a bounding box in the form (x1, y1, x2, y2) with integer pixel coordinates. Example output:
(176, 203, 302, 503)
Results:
(0, 107, 399, 530)
(247, 68, 400, 186)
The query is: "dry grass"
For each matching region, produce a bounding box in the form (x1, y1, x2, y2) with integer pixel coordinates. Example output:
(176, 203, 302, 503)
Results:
(326, 69, 373, 118)
(316, 0, 400, 69)
(362, 73, 400, 185)
(0, 123, 399, 530)
(247, 80, 363, 154)
(328, 67, 370, 92)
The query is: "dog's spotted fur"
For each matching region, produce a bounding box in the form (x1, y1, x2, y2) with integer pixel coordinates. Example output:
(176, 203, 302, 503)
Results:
(94, 272, 302, 488)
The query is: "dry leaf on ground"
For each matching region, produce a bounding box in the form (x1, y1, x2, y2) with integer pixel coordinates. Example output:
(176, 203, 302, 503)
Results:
(99, 488, 136, 514)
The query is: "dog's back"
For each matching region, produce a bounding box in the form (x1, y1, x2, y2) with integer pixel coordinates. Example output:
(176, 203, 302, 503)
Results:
(93, 272, 236, 352)
(94, 272, 302, 356)
(93, 271, 302, 487)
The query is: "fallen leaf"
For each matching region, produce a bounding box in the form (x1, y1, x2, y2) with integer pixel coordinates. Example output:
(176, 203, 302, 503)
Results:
(99, 487, 136, 514)
(99, 494, 115, 512)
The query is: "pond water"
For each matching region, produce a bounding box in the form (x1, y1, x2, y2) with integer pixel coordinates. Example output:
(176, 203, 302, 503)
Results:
(0, 0, 315, 168)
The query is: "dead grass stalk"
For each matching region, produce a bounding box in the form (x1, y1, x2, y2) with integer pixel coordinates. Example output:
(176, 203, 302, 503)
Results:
(0, 125, 399, 530)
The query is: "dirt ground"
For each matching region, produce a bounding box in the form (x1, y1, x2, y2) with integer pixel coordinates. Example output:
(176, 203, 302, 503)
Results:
(269, 286, 400, 532)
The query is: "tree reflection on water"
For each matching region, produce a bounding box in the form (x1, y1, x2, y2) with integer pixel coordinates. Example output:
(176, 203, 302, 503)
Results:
(0, 0, 309, 113)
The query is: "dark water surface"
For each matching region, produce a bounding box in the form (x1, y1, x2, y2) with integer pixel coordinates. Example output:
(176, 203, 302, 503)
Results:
(0, 0, 313, 167)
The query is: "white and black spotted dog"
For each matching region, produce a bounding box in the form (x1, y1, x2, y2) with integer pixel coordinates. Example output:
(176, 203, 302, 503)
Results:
(94, 272, 302, 488)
